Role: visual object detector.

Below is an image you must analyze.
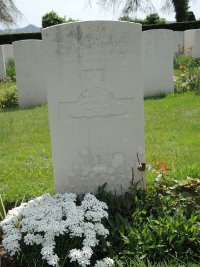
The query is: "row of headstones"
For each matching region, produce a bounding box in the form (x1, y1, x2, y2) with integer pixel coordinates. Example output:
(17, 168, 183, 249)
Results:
(0, 28, 199, 106)
(1, 22, 200, 194)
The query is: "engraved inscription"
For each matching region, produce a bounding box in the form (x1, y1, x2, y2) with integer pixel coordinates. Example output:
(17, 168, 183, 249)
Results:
(64, 148, 128, 191)
(58, 69, 135, 120)
(68, 88, 127, 118)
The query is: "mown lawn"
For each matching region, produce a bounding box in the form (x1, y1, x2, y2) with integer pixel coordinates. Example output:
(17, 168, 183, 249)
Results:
(145, 92, 200, 181)
(0, 91, 200, 203)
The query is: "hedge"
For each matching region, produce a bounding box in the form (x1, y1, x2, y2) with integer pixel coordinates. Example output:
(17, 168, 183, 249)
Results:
(0, 32, 41, 45)
(142, 20, 200, 31)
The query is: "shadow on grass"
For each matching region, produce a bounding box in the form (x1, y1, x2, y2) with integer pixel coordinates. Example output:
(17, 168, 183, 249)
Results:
(144, 93, 167, 100)
(0, 104, 47, 113)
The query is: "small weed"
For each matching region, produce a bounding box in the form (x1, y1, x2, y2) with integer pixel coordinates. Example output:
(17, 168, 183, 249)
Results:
(6, 59, 16, 81)
(0, 81, 18, 108)
(174, 54, 200, 94)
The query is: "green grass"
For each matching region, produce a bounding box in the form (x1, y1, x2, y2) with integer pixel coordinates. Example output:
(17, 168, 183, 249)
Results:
(0, 89, 200, 203)
(0, 105, 54, 203)
(0, 86, 200, 267)
(145, 92, 200, 182)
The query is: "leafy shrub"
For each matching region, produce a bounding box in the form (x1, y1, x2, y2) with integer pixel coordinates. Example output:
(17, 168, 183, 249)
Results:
(6, 59, 16, 81)
(96, 174, 200, 266)
(119, 16, 144, 24)
(174, 54, 194, 69)
(174, 54, 200, 94)
(0, 81, 18, 108)
(143, 13, 166, 25)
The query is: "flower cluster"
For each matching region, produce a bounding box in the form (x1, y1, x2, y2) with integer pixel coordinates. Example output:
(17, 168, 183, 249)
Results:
(0, 193, 114, 267)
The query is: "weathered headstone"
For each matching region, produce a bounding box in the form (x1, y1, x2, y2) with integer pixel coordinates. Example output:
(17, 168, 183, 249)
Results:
(13, 40, 47, 107)
(42, 21, 145, 194)
(0, 45, 13, 80)
(184, 29, 200, 58)
(0, 46, 5, 80)
(142, 29, 174, 97)
(173, 31, 184, 54)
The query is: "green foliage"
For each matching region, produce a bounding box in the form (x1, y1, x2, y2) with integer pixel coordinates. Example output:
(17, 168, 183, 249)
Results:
(0, 104, 53, 203)
(174, 54, 194, 69)
(96, 176, 200, 265)
(0, 81, 18, 108)
(6, 59, 16, 81)
(0, 195, 6, 221)
(66, 17, 77, 23)
(119, 15, 143, 24)
(119, 13, 166, 25)
(143, 13, 166, 25)
(0, 32, 41, 46)
(187, 11, 196, 21)
(142, 20, 200, 32)
(174, 54, 200, 93)
(42, 11, 66, 28)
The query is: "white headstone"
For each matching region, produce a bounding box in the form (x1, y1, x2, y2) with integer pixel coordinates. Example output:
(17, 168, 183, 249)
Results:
(142, 29, 174, 97)
(173, 31, 184, 54)
(0, 46, 6, 80)
(3, 44, 13, 65)
(42, 21, 145, 194)
(0, 45, 14, 80)
(13, 40, 47, 107)
(184, 29, 200, 58)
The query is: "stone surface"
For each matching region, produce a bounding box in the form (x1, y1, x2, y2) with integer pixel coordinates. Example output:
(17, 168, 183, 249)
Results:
(184, 29, 200, 58)
(173, 31, 184, 54)
(13, 40, 47, 107)
(142, 29, 174, 97)
(0, 46, 5, 80)
(0, 45, 13, 80)
(42, 21, 145, 194)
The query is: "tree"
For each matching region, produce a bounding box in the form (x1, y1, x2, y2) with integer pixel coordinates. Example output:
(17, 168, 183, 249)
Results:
(0, 0, 21, 25)
(42, 11, 66, 28)
(171, 0, 189, 22)
(42, 11, 77, 28)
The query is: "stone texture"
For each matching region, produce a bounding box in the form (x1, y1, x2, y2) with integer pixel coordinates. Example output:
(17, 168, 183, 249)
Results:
(42, 21, 145, 194)
(173, 31, 184, 54)
(13, 40, 47, 107)
(0, 45, 13, 80)
(142, 29, 174, 97)
(0, 46, 5, 80)
(184, 29, 200, 58)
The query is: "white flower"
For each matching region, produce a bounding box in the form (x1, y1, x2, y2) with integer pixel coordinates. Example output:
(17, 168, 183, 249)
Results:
(0, 192, 112, 267)
(69, 246, 93, 267)
(94, 257, 115, 267)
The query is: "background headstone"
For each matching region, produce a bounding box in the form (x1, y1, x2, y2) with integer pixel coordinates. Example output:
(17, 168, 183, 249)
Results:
(173, 31, 184, 55)
(0, 45, 13, 80)
(184, 29, 200, 58)
(142, 29, 174, 97)
(42, 21, 145, 194)
(13, 40, 47, 107)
